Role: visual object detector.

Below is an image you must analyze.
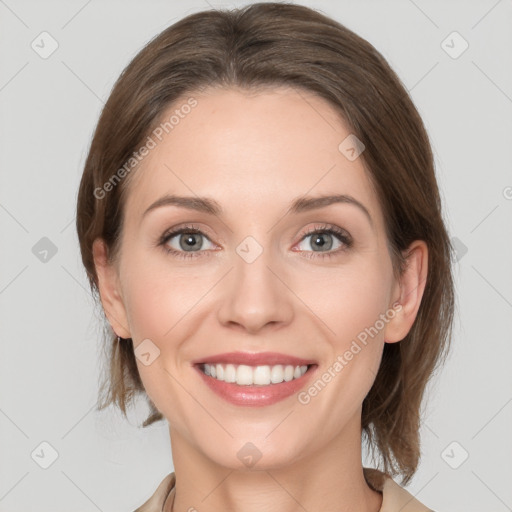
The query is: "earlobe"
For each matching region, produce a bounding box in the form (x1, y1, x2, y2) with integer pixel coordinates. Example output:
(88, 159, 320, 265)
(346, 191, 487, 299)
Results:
(384, 240, 428, 344)
(92, 238, 131, 339)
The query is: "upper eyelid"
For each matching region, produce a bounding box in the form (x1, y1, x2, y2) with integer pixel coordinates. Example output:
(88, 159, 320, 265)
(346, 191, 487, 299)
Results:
(302, 223, 350, 237)
(164, 223, 218, 240)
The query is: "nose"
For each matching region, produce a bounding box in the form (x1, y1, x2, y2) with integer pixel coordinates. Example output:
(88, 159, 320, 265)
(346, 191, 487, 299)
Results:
(216, 242, 294, 334)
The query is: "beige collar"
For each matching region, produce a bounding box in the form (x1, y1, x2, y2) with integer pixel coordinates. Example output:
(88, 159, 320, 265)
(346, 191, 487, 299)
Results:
(134, 468, 433, 512)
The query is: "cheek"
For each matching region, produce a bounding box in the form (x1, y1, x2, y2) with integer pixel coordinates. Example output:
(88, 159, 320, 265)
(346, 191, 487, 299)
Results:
(121, 262, 201, 420)
(296, 271, 391, 422)
(303, 258, 394, 345)
(120, 253, 208, 340)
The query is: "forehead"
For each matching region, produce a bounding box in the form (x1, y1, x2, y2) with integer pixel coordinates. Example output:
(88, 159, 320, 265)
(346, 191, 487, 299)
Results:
(124, 86, 382, 228)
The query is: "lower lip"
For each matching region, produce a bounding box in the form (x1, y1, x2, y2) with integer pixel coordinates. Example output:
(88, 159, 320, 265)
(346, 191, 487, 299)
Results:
(194, 364, 318, 406)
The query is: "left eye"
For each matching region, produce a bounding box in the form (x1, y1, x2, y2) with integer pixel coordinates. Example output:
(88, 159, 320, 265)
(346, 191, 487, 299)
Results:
(296, 229, 348, 252)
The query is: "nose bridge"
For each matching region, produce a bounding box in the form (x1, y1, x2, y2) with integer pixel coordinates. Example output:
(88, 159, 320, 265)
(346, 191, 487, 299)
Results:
(216, 233, 294, 332)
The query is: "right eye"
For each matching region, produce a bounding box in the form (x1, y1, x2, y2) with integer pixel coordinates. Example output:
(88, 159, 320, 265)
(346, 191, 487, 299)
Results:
(159, 225, 216, 259)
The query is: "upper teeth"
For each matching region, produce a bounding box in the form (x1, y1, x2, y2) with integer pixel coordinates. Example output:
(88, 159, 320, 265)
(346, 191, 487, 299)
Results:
(202, 363, 308, 386)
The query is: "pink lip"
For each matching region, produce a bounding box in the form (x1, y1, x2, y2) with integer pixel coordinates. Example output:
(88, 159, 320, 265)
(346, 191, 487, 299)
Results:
(191, 352, 319, 407)
(191, 351, 317, 366)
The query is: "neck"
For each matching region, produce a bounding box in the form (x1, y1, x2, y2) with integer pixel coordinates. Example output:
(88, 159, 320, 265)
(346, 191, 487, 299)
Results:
(166, 414, 382, 512)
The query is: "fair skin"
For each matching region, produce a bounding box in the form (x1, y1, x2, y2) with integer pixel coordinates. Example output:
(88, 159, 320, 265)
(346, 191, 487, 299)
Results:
(93, 86, 427, 512)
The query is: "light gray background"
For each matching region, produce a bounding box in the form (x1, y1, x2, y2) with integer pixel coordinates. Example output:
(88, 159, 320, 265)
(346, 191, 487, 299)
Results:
(1, 0, 511, 510)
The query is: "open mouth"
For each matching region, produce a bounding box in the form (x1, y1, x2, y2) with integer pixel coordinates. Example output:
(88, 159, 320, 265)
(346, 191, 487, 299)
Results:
(197, 362, 316, 386)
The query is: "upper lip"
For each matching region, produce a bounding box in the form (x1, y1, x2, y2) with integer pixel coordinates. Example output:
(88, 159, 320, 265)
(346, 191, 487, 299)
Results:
(192, 351, 317, 367)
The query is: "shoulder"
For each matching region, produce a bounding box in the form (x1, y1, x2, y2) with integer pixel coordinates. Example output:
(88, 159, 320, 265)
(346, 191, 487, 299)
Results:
(363, 467, 435, 512)
(133, 472, 175, 512)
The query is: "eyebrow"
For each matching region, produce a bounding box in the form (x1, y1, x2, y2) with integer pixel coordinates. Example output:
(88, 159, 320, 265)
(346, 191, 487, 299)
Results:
(142, 193, 373, 226)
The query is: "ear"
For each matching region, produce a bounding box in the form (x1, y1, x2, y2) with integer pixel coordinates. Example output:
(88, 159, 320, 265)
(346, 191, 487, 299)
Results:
(92, 238, 131, 339)
(384, 240, 428, 343)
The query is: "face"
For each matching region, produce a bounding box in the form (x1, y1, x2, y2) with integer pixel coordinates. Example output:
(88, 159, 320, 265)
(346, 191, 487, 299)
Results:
(94, 86, 425, 471)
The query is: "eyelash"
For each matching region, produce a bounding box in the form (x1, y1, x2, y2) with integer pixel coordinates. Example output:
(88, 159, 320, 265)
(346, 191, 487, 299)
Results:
(157, 223, 353, 260)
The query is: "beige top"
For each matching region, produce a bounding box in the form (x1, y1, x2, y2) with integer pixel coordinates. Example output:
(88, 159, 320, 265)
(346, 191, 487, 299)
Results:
(133, 468, 434, 511)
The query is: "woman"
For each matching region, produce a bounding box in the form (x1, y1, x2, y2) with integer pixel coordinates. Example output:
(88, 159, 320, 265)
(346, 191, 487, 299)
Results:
(76, 3, 454, 511)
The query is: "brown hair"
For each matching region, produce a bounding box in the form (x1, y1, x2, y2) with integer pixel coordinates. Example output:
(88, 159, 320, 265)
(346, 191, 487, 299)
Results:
(76, 2, 455, 485)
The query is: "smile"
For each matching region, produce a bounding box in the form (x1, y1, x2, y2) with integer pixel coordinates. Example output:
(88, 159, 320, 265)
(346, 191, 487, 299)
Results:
(194, 362, 318, 407)
(200, 363, 311, 386)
